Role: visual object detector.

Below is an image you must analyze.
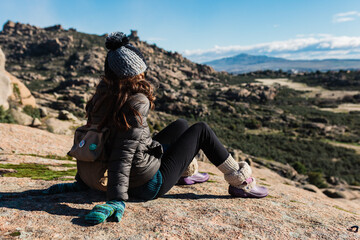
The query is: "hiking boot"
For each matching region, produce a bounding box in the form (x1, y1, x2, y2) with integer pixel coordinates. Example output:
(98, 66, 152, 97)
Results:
(228, 177, 268, 198)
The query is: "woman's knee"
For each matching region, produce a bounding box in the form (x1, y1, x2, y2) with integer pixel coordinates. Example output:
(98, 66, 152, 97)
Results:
(192, 121, 209, 131)
(174, 118, 189, 130)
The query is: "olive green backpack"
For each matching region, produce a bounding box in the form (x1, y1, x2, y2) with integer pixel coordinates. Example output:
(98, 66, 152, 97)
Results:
(68, 124, 110, 162)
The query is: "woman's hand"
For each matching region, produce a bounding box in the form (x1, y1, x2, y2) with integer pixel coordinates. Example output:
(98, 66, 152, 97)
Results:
(85, 200, 125, 225)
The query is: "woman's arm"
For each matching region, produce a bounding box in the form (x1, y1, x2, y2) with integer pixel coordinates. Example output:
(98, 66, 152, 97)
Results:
(106, 93, 150, 201)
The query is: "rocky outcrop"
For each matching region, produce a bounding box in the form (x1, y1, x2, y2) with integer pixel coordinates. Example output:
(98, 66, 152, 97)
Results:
(5, 71, 36, 107)
(0, 21, 225, 120)
(28, 36, 73, 56)
(66, 47, 105, 74)
(215, 83, 277, 103)
(0, 46, 36, 110)
(45, 117, 85, 135)
(2, 20, 40, 36)
(9, 108, 33, 125)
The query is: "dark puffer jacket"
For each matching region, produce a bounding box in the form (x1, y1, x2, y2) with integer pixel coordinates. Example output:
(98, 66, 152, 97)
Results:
(84, 81, 162, 201)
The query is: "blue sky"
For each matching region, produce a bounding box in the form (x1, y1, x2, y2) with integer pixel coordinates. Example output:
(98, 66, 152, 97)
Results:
(1, 0, 360, 62)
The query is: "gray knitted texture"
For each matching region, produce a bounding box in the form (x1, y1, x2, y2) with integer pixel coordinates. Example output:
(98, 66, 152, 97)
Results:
(107, 46, 147, 78)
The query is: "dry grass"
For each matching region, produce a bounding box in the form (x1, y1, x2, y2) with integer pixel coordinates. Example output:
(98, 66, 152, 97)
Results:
(323, 139, 360, 154)
(255, 78, 360, 99)
(318, 103, 360, 113)
(256, 78, 360, 113)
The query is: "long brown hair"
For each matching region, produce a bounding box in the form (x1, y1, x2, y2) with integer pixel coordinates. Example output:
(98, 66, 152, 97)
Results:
(86, 58, 155, 131)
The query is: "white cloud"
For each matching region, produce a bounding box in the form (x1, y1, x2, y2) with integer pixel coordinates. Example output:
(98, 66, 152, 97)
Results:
(182, 34, 360, 63)
(335, 11, 359, 17)
(335, 17, 355, 23)
(333, 11, 360, 23)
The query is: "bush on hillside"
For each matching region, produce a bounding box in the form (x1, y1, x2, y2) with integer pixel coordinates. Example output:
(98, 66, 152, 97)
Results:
(292, 161, 307, 174)
(23, 105, 41, 119)
(308, 171, 328, 188)
(0, 106, 15, 123)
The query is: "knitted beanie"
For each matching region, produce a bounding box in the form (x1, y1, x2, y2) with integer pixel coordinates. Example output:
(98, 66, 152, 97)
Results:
(105, 32, 147, 78)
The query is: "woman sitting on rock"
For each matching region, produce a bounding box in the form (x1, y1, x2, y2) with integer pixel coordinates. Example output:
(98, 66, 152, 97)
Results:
(44, 32, 268, 225)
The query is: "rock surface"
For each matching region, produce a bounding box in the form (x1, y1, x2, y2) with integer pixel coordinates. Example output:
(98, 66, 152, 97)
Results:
(0, 47, 5, 71)
(5, 71, 37, 107)
(0, 46, 36, 110)
(0, 123, 359, 239)
(45, 117, 77, 135)
(181, 158, 198, 177)
(9, 108, 33, 125)
(0, 71, 11, 110)
(0, 47, 12, 110)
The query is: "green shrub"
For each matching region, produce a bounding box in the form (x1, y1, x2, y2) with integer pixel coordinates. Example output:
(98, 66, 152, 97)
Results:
(12, 83, 22, 104)
(216, 72, 255, 85)
(229, 123, 237, 130)
(351, 180, 360, 186)
(244, 118, 262, 129)
(147, 120, 163, 134)
(154, 122, 162, 131)
(292, 161, 307, 174)
(148, 121, 154, 133)
(9, 231, 21, 237)
(308, 171, 328, 188)
(0, 106, 15, 123)
(23, 105, 41, 119)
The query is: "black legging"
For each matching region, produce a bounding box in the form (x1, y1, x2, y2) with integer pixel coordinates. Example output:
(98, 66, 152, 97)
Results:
(153, 119, 229, 197)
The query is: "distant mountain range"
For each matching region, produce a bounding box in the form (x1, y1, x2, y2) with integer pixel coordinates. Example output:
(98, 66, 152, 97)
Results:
(204, 53, 360, 73)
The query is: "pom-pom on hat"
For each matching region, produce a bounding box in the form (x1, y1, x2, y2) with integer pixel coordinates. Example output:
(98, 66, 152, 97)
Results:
(105, 32, 147, 78)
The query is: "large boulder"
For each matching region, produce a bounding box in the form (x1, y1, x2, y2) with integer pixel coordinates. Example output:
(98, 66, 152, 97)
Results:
(0, 47, 12, 109)
(45, 118, 74, 135)
(322, 189, 346, 198)
(10, 108, 33, 125)
(4, 71, 37, 107)
(0, 73, 12, 110)
(181, 158, 199, 177)
(58, 110, 79, 122)
(0, 47, 36, 109)
(0, 47, 5, 71)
